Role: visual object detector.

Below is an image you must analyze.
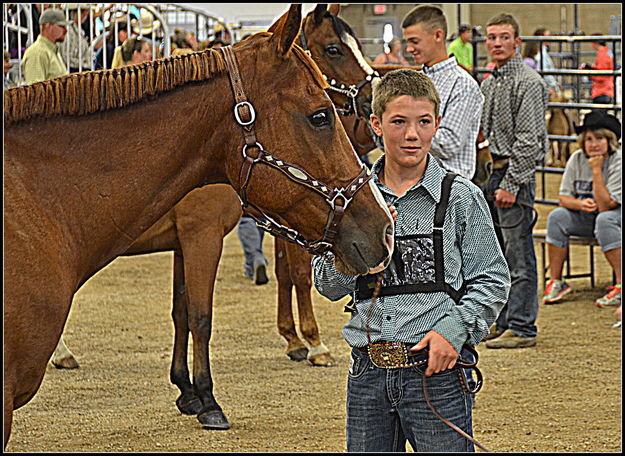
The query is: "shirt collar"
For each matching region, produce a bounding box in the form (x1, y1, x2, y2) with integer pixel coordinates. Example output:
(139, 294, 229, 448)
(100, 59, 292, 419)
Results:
(492, 55, 523, 78)
(371, 154, 446, 203)
(37, 34, 59, 51)
(422, 56, 457, 75)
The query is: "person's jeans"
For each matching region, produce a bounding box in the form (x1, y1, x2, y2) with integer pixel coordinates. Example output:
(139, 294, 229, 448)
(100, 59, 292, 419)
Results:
(481, 167, 539, 338)
(237, 215, 268, 279)
(346, 347, 475, 452)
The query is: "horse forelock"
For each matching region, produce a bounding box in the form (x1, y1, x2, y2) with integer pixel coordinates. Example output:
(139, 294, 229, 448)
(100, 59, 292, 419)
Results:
(4, 49, 227, 124)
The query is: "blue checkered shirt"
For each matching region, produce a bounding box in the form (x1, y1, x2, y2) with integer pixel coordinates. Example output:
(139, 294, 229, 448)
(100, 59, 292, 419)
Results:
(423, 57, 484, 180)
(312, 155, 510, 354)
(480, 56, 550, 195)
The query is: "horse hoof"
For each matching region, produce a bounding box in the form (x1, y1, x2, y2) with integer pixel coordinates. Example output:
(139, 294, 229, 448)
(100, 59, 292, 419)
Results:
(176, 394, 203, 415)
(308, 352, 335, 367)
(287, 346, 309, 362)
(51, 356, 80, 370)
(198, 409, 231, 430)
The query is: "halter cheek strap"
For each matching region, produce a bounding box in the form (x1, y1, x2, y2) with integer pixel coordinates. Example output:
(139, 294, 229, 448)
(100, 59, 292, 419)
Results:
(220, 45, 373, 256)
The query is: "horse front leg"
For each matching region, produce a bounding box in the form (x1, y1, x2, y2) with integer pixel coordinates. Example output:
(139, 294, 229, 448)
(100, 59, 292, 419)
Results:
(275, 239, 308, 361)
(286, 243, 334, 367)
(170, 250, 203, 416)
(179, 230, 230, 430)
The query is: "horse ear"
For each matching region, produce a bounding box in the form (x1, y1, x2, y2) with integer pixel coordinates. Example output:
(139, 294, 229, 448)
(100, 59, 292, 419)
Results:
(267, 10, 287, 33)
(328, 4, 340, 16)
(313, 4, 327, 24)
(269, 4, 302, 55)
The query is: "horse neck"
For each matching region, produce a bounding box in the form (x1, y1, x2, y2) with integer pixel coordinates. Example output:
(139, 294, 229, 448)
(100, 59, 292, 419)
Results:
(9, 78, 234, 284)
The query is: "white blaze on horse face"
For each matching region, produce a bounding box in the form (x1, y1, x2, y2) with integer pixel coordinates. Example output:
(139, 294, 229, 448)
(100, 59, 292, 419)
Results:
(340, 31, 375, 77)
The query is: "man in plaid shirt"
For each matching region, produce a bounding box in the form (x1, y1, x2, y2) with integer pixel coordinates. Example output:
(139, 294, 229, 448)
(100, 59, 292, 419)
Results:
(479, 13, 549, 349)
(401, 5, 483, 181)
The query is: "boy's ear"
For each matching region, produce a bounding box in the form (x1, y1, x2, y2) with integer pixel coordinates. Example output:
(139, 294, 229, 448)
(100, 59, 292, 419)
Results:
(434, 114, 442, 133)
(370, 114, 383, 137)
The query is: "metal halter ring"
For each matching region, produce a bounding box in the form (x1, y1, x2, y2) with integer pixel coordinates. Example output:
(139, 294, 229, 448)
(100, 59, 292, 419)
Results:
(242, 142, 264, 159)
(234, 101, 256, 126)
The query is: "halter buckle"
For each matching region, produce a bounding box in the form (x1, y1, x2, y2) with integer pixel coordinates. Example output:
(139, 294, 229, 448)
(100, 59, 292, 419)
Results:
(234, 101, 256, 126)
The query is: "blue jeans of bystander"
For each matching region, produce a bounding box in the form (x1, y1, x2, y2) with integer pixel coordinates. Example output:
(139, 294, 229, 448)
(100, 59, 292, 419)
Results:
(481, 167, 539, 338)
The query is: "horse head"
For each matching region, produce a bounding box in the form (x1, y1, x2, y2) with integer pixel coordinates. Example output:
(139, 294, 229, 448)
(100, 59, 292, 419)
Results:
(222, 4, 393, 276)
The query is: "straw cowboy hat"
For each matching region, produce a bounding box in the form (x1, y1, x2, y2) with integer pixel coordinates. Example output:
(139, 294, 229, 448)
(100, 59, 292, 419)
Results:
(132, 9, 161, 36)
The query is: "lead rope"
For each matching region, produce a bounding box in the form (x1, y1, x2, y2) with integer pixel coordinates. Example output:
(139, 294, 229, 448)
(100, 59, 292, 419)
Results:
(367, 274, 491, 452)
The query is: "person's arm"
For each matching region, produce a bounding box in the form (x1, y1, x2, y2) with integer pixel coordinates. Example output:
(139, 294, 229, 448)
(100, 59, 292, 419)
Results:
(22, 52, 48, 84)
(498, 79, 548, 200)
(311, 253, 357, 302)
(417, 186, 510, 362)
(430, 77, 483, 161)
(589, 155, 619, 212)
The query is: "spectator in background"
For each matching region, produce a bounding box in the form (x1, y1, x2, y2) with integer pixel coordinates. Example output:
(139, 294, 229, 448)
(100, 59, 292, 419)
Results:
(372, 37, 409, 66)
(237, 216, 269, 285)
(65, 4, 94, 73)
(580, 35, 615, 107)
(522, 41, 540, 70)
(401, 5, 484, 181)
(543, 112, 621, 309)
(533, 28, 560, 95)
(447, 24, 474, 72)
(120, 37, 153, 66)
(94, 20, 128, 70)
(7, 3, 45, 59)
(21, 8, 70, 84)
(480, 13, 549, 349)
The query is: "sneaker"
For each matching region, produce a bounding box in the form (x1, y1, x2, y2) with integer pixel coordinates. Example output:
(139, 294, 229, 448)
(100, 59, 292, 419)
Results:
(595, 285, 621, 308)
(543, 279, 571, 304)
(485, 330, 536, 349)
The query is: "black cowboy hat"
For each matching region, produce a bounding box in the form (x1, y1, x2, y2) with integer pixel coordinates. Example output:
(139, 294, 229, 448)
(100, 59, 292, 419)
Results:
(574, 111, 622, 141)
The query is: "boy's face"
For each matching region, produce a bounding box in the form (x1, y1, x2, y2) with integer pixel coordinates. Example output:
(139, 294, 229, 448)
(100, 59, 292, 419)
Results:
(402, 23, 443, 66)
(485, 24, 521, 67)
(370, 95, 440, 172)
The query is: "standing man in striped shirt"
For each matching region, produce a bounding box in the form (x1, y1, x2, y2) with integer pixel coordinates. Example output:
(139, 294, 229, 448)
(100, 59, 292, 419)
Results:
(312, 69, 509, 452)
(401, 5, 483, 182)
(479, 13, 549, 349)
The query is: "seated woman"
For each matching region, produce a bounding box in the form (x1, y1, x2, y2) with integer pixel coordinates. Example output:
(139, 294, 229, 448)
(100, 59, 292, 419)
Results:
(543, 112, 621, 309)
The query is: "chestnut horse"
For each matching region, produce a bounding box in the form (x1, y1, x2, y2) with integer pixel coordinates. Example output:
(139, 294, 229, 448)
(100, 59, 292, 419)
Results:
(3, 4, 395, 446)
(50, 2, 381, 429)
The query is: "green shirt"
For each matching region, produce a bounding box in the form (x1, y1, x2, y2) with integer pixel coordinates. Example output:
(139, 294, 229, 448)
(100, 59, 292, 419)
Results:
(22, 35, 69, 84)
(447, 37, 473, 70)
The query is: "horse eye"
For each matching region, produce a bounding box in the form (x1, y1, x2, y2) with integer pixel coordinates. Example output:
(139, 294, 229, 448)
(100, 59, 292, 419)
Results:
(325, 45, 342, 57)
(309, 110, 331, 128)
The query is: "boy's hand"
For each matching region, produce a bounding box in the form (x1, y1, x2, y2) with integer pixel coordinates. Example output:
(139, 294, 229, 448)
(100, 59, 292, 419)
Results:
(494, 188, 516, 208)
(387, 203, 398, 223)
(410, 331, 458, 377)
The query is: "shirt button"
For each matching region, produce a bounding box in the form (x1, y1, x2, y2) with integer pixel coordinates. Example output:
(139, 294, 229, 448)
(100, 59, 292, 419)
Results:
(386, 316, 391, 321)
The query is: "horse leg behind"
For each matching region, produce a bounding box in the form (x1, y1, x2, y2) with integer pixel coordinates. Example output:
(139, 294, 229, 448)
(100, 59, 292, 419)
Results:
(286, 241, 334, 367)
(275, 238, 309, 362)
(51, 335, 80, 369)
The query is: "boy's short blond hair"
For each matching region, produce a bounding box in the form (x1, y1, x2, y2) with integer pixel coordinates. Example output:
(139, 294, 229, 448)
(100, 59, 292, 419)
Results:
(371, 69, 440, 119)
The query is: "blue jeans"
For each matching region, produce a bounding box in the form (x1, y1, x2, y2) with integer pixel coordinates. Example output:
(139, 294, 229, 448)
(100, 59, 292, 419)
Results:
(237, 216, 268, 279)
(346, 347, 475, 452)
(481, 167, 539, 338)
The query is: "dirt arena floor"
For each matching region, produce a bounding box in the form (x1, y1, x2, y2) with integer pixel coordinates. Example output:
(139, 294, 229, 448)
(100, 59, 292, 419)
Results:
(7, 171, 622, 452)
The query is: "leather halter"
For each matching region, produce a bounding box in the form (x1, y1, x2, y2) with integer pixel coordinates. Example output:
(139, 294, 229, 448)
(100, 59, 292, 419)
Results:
(220, 45, 373, 256)
(298, 28, 378, 125)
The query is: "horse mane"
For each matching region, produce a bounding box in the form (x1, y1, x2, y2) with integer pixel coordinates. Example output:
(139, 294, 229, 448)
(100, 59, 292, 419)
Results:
(4, 48, 227, 125)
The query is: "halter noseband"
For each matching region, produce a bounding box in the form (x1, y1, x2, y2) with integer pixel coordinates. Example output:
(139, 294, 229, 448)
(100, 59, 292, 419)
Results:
(220, 45, 372, 256)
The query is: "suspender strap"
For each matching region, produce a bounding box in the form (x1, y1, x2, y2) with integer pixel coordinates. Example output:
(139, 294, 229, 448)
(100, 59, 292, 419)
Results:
(433, 173, 457, 284)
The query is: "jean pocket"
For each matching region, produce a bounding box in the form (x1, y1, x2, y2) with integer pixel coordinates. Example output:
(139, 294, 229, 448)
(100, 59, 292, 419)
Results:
(348, 350, 370, 379)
